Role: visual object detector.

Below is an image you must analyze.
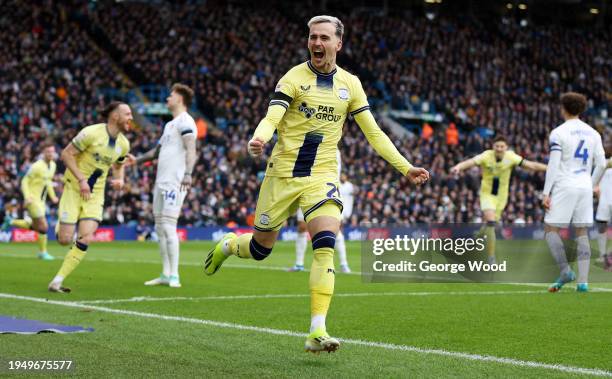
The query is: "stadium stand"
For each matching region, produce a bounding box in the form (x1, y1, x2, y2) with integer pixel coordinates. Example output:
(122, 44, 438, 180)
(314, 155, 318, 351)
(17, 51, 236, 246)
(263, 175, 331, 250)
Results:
(1, 0, 609, 227)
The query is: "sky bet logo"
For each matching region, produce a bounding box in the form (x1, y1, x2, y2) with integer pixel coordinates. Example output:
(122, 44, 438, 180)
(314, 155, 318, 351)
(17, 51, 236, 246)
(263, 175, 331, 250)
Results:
(299, 102, 342, 122)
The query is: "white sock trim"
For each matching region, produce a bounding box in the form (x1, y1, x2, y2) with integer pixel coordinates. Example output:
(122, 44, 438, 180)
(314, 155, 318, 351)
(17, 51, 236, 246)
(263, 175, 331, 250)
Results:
(310, 314, 326, 333)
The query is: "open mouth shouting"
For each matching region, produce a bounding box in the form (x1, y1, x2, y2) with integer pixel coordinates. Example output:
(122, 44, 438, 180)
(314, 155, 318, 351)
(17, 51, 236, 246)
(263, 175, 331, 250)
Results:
(312, 49, 325, 62)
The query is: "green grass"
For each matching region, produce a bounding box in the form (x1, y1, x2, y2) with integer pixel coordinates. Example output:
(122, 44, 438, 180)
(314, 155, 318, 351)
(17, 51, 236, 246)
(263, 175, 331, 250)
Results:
(1, 241, 611, 378)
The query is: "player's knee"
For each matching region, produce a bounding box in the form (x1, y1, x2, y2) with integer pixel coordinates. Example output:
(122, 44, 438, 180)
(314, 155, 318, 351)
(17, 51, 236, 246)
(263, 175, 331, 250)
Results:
(544, 224, 556, 233)
(160, 217, 178, 238)
(162, 225, 178, 241)
(596, 221, 608, 233)
(312, 231, 336, 251)
(154, 223, 165, 239)
(35, 223, 48, 234)
(483, 211, 497, 223)
(77, 233, 94, 246)
(574, 228, 588, 237)
(58, 234, 73, 246)
(249, 237, 273, 261)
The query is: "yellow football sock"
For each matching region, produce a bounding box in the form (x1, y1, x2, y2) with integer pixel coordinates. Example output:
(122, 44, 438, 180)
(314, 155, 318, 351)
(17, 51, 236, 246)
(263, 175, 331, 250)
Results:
(231, 233, 253, 259)
(485, 225, 496, 258)
(57, 243, 87, 279)
(230, 232, 274, 261)
(476, 225, 486, 237)
(11, 219, 31, 229)
(310, 247, 335, 316)
(37, 233, 48, 253)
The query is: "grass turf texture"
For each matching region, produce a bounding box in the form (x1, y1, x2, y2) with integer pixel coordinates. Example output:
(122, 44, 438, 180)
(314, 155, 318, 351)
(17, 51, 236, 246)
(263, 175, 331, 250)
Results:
(1, 241, 611, 378)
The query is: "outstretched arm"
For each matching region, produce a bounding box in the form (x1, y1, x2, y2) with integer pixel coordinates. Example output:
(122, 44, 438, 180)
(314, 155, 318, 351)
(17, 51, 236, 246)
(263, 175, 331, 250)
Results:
(353, 110, 428, 185)
(520, 159, 547, 172)
(450, 158, 477, 175)
(128, 145, 160, 166)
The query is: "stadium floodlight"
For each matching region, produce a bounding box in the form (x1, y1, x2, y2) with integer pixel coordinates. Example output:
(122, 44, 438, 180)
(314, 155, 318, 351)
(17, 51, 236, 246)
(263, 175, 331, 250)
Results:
(518, 3, 527, 10)
(506, 3, 513, 9)
(590, 8, 599, 14)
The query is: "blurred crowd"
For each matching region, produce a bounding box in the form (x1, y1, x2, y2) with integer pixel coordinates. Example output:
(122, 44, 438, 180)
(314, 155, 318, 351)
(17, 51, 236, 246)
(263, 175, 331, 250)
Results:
(1, 1, 609, 227)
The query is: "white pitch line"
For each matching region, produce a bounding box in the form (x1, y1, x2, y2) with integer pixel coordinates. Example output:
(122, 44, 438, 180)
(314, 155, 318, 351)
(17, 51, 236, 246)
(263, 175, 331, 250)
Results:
(512, 282, 612, 292)
(0, 253, 292, 272)
(3, 252, 612, 290)
(75, 290, 545, 305)
(0, 292, 610, 377)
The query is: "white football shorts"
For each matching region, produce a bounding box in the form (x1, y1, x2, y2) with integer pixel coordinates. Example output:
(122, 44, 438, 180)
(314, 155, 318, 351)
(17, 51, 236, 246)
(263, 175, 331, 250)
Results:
(153, 182, 188, 218)
(545, 186, 593, 227)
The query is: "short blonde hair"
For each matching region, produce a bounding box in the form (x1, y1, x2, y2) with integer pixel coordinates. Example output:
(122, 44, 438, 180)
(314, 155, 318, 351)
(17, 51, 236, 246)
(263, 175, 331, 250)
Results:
(307, 15, 344, 40)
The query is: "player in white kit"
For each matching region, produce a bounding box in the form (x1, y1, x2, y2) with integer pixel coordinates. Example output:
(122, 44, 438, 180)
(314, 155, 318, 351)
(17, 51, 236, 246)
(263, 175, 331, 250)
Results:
(128, 84, 198, 288)
(542, 92, 606, 293)
(288, 151, 352, 272)
(594, 151, 612, 263)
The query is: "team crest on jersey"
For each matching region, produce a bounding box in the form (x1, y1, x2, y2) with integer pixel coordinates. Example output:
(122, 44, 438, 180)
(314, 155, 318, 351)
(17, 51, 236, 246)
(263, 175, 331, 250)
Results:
(259, 213, 270, 226)
(338, 88, 349, 101)
(300, 85, 311, 92)
(299, 102, 316, 119)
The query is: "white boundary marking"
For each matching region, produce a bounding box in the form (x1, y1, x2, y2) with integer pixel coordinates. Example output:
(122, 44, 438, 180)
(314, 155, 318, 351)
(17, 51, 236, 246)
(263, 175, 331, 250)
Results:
(75, 290, 545, 304)
(2, 252, 611, 291)
(3, 252, 612, 293)
(0, 253, 289, 272)
(0, 292, 610, 377)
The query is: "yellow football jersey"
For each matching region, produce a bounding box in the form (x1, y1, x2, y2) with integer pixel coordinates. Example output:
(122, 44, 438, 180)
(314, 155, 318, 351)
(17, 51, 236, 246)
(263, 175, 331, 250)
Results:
(265, 61, 370, 178)
(21, 159, 57, 202)
(65, 123, 130, 194)
(473, 150, 523, 197)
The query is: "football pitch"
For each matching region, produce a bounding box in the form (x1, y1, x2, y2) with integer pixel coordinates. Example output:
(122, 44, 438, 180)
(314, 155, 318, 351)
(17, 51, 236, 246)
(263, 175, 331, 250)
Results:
(1, 241, 611, 378)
